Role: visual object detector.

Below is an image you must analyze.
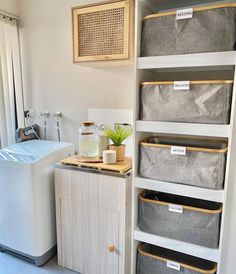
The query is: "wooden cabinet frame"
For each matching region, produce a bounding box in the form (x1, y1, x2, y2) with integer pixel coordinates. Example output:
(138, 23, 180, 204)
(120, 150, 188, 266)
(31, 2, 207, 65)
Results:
(72, 0, 134, 63)
(55, 167, 132, 274)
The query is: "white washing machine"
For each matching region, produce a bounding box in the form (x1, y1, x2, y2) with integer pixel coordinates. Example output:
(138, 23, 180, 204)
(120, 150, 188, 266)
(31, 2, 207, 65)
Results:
(0, 140, 74, 265)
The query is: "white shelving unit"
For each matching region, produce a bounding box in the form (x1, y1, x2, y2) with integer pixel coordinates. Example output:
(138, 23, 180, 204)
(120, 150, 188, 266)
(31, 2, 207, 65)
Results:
(138, 51, 236, 70)
(136, 121, 230, 138)
(132, 0, 236, 273)
(135, 176, 224, 203)
(133, 228, 220, 262)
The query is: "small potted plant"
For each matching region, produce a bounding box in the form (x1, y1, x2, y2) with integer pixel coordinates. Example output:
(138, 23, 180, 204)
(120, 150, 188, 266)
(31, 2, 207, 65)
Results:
(105, 124, 132, 162)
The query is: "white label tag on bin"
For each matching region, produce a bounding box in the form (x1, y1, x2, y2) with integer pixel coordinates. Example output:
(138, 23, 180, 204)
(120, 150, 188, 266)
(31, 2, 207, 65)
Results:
(169, 204, 184, 214)
(174, 81, 190, 90)
(171, 146, 186, 155)
(167, 260, 181, 271)
(176, 8, 193, 20)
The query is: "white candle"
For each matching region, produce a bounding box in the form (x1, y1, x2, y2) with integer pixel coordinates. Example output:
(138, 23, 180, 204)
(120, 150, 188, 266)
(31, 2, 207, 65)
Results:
(103, 150, 116, 164)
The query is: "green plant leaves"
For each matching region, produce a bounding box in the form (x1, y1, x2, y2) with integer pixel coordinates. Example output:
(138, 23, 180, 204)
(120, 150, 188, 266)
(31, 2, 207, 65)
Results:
(105, 125, 132, 146)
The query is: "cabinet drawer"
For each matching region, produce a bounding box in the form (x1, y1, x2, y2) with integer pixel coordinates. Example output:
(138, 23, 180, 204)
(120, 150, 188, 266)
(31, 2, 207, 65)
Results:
(55, 168, 126, 211)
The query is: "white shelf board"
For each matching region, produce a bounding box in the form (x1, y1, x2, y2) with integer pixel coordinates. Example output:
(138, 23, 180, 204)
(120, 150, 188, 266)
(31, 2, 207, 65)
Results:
(135, 176, 224, 203)
(136, 120, 230, 138)
(138, 51, 236, 70)
(134, 228, 220, 262)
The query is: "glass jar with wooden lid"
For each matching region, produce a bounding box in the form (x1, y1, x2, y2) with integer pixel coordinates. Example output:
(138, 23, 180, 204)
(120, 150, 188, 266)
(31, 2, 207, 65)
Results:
(78, 121, 98, 157)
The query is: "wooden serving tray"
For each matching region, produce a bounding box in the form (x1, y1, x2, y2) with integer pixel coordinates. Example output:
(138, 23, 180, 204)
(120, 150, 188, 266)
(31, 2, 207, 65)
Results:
(73, 155, 103, 163)
(61, 156, 132, 174)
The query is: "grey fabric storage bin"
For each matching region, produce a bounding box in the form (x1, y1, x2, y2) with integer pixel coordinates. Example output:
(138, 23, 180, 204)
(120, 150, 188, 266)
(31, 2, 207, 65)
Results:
(137, 243, 217, 274)
(142, 3, 236, 56)
(140, 81, 233, 124)
(139, 191, 222, 248)
(139, 136, 227, 190)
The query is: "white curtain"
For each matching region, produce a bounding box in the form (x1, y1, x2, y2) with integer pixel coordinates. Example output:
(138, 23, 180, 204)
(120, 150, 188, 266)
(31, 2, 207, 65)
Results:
(0, 16, 24, 148)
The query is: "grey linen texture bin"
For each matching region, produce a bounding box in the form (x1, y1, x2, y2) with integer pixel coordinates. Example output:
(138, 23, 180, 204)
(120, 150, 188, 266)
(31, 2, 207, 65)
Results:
(137, 243, 217, 274)
(140, 80, 233, 124)
(142, 3, 236, 56)
(139, 191, 222, 248)
(139, 136, 228, 189)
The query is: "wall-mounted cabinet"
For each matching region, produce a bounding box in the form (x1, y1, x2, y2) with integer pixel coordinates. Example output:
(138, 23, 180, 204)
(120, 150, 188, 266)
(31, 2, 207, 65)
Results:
(72, 0, 134, 63)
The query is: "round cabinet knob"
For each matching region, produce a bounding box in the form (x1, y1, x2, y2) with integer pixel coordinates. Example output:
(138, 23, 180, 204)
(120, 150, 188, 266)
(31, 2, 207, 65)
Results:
(108, 245, 116, 253)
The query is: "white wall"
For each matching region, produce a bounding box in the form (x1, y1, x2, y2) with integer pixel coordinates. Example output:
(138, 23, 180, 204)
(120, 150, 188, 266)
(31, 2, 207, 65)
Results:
(0, 0, 18, 14)
(18, 0, 134, 146)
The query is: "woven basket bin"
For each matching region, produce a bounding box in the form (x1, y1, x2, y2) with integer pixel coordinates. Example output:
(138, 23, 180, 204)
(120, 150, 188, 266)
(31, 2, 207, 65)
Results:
(139, 136, 227, 190)
(140, 80, 233, 124)
(142, 3, 236, 56)
(137, 243, 217, 274)
(109, 144, 126, 162)
(139, 191, 222, 248)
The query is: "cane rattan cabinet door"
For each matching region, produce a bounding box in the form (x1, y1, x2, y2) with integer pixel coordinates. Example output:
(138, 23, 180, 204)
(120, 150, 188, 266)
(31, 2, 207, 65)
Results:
(72, 0, 133, 62)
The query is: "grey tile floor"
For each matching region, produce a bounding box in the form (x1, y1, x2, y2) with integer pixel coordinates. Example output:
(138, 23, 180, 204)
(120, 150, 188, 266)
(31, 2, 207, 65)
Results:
(0, 252, 76, 274)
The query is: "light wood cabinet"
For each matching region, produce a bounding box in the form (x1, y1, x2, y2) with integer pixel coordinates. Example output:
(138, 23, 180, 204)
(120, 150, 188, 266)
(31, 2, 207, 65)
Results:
(72, 0, 134, 63)
(55, 167, 132, 274)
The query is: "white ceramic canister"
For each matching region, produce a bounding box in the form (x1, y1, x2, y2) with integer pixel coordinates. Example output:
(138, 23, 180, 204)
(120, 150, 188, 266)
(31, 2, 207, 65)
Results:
(103, 150, 116, 164)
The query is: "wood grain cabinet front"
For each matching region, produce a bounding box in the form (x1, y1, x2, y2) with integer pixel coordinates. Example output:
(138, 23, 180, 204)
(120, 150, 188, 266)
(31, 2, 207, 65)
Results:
(55, 167, 132, 274)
